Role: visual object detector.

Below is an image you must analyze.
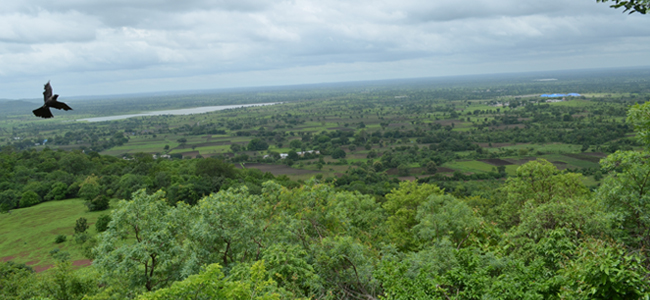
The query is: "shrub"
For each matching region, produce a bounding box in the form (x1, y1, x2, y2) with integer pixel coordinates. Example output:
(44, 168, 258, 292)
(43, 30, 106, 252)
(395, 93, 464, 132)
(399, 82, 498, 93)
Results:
(74, 233, 89, 244)
(95, 215, 112, 232)
(331, 148, 346, 159)
(86, 195, 110, 211)
(55, 234, 67, 244)
(74, 217, 88, 234)
(19, 191, 40, 208)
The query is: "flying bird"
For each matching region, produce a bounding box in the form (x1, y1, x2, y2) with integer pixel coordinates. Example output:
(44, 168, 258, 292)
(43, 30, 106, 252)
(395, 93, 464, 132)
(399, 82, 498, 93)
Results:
(33, 81, 73, 118)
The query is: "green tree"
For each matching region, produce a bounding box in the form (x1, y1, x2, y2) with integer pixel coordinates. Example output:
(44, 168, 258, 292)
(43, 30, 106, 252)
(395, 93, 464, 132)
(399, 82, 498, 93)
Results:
(383, 181, 443, 251)
(195, 157, 238, 179)
(331, 148, 346, 159)
(19, 191, 40, 208)
(397, 164, 409, 176)
(425, 161, 437, 174)
(597, 150, 650, 249)
(74, 217, 88, 234)
(248, 138, 269, 151)
(45, 182, 68, 201)
(500, 159, 588, 227)
(87, 195, 110, 211)
(138, 261, 290, 300)
(289, 139, 302, 149)
(78, 175, 102, 201)
(413, 194, 482, 249)
(559, 238, 650, 299)
(93, 190, 188, 292)
(0, 189, 19, 211)
(597, 0, 648, 14)
(95, 214, 112, 232)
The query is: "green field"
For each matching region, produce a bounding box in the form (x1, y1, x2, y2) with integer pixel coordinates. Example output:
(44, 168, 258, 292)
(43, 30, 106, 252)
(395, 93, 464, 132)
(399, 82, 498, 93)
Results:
(0, 199, 111, 271)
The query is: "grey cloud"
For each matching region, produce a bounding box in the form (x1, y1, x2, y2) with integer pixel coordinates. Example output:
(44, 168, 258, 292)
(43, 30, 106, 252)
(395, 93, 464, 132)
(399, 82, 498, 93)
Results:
(1, 0, 649, 99)
(0, 10, 99, 44)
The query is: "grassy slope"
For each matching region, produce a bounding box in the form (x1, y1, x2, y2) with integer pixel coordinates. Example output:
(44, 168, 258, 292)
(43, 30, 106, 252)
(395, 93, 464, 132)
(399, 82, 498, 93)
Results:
(0, 198, 110, 270)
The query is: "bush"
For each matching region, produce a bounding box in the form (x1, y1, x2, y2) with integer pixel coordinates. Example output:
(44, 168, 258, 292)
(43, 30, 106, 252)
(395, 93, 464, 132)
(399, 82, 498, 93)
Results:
(95, 215, 112, 232)
(19, 191, 40, 208)
(74, 217, 88, 234)
(74, 233, 89, 244)
(0, 190, 19, 212)
(86, 195, 110, 211)
(331, 148, 346, 159)
(55, 234, 67, 244)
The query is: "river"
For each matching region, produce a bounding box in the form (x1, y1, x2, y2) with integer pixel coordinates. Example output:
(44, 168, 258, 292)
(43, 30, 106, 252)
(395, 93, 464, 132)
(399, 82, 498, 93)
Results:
(77, 102, 280, 122)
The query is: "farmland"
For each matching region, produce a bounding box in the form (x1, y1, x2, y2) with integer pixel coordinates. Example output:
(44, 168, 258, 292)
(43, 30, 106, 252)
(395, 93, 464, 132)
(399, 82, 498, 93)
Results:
(1, 69, 648, 194)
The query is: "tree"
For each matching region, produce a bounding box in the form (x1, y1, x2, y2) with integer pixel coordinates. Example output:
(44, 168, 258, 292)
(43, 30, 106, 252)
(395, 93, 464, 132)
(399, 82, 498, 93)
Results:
(19, 191, 40, 208)
(425, 161, 437, 174)
(289, 139, 302, 149)
(248, 138, 269, 151)
(137, 261, 290, 299)
(87, 194, 110, 211)
(331, 148, 346, 159)
(383, 181, 443, 251)
(45, 182, 68, 201)
(74, 217, 88, 234)
(0, 190, 19, 212)
(195, 157, 238, 179)
(500, 159, 588, 227)
(397, 164, 410, 176)
(597, 0, 648, 14)
(597, 150, 650, 249)
(287, 150, 300, 160)
(93, 190, 188, 292)
(413, 194, 482, 248)
(95, 214, 111, 232)
(79, 175, 102, 201)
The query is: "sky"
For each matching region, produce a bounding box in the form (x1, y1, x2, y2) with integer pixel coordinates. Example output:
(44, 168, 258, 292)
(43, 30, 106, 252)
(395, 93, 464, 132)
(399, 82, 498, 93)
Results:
(1, 0, 649, 99)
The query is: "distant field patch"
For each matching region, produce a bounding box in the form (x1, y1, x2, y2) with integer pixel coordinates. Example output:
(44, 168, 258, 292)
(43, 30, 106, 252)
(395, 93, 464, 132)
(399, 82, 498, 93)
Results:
(479, 158, 513, 166)
(237, 163, 319, 176)
(563, 153, 602, 163)
(436, 167, 455, 173)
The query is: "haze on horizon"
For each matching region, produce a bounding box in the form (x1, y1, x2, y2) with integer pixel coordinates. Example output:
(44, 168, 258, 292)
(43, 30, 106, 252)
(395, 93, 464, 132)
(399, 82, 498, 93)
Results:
(1, 0, 649, 100)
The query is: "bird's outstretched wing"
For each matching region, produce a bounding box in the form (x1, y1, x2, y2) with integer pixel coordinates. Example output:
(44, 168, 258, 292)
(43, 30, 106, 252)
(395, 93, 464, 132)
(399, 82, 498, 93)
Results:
(51, 99, 73, 111)
(43, 81, 52, 102)
(33, 106, 53, 118)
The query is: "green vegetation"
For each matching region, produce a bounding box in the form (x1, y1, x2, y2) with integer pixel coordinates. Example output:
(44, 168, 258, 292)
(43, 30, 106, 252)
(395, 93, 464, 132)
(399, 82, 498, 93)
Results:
(2, 69, 650, 298)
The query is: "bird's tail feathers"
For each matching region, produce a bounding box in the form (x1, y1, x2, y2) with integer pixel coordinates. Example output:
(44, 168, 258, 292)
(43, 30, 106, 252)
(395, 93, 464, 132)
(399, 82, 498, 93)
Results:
(33, 106, 53, 118)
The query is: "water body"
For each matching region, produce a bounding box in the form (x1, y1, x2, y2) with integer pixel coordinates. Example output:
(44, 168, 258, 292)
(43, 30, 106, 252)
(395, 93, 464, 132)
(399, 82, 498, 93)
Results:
(77, 102, 280, 122)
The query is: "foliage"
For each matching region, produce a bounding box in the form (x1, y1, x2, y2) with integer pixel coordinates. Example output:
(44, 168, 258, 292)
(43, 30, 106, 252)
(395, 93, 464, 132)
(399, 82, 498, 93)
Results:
(93, 190, 187, 292)
(139, 261, 292, 300)
(499, 159, 589, 227)
(559, 238, 650, 299)
(74, 217, 88, 234)
(383, 181, 443, 251)
(55, 234, 67, 244)
(597, 0, 649, 14)
(597, 150, 650, 250)
(79, 175, 102, 201)
(19, 191, 40, 208)
(86, 194, 110, 211)
(95, 214, 111, 232)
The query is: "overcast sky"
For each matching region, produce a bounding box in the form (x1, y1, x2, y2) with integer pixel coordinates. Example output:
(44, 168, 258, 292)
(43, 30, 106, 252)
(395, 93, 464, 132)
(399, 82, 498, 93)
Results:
(1, 0, 649, 99)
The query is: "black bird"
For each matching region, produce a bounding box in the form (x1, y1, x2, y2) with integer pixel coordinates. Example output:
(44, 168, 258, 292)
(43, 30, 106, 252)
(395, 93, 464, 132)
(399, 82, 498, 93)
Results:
(33, 81, 73, 118)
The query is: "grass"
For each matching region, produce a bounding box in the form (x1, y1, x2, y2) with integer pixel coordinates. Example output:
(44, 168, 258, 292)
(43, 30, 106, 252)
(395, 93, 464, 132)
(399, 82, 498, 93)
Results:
(0, 199, 112, 270)
(446, 160, 498, 173)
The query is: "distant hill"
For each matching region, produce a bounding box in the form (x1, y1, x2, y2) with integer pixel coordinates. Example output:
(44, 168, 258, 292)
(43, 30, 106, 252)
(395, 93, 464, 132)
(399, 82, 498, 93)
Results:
(0, 100, 40, 116)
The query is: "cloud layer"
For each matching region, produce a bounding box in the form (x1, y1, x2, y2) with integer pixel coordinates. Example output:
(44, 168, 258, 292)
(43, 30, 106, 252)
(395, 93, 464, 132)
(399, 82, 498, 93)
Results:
(1, 0, 649, 99)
